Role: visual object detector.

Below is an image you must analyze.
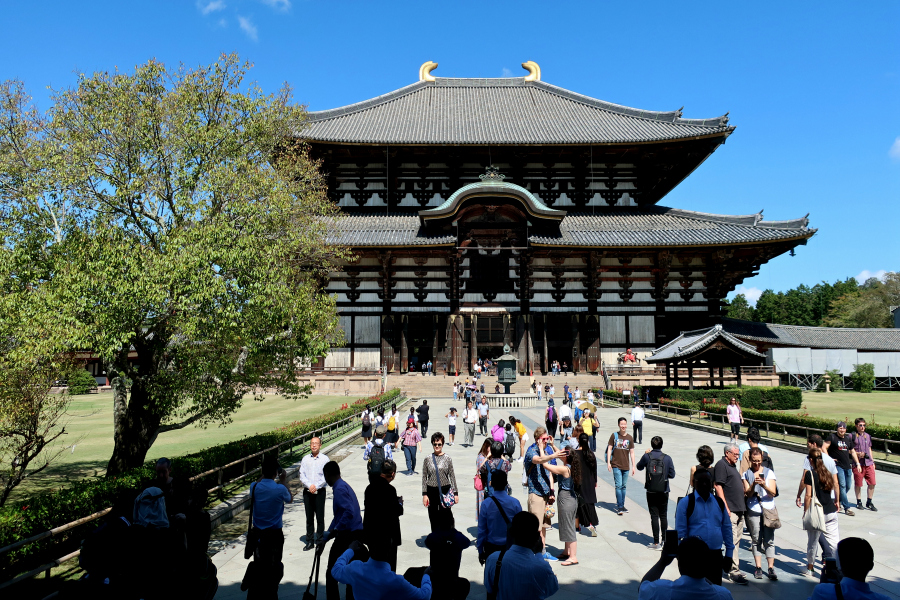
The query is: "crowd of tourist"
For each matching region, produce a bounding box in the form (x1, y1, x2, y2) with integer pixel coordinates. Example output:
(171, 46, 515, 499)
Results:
(76, 392, 888, 600)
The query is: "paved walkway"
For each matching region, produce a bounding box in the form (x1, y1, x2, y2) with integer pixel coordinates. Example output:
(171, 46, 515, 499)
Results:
(211, 396, 900, 599)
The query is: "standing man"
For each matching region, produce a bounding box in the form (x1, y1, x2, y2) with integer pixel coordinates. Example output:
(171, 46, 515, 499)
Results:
(484, 512, 560, 600)
(299, 437, 329, 551)
(363, 459, 403, 571)
(321, 461, 364, 600)
(823, 421, 861, 515)
(852, 418, 877, 511)
(607, 417, 636, 516)
(563, 382, 570, 401)
(246, 455, 294, 598)
(545, 400, 558, 439)
(631, 401, 645, 445)
(476, 470, 522, 563)
(713, 443, 749, 585)
(477, 396, 490, 436)
(525, 427, 563, 561)
(416, 400, 430, 437)
(635, 436, 675, 551)
(463, 400, 478, 447)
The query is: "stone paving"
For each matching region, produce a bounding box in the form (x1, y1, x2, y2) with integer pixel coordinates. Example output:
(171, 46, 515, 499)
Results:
(212, 395, 900, 599)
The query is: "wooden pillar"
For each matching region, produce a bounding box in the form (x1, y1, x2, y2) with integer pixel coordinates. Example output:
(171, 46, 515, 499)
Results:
(470, 314, 478, 373)
(400, 315, 409, 372)
(719, 366, 724, 388)
(709, 366, 714, 388)
(432, 314, 439, 373)
(674, 362, 679, 388)
(737, 365, 743, 388)
(666, 363, 671, 388)
(542, 314, 549, 375)
(688, 366, 694, 390)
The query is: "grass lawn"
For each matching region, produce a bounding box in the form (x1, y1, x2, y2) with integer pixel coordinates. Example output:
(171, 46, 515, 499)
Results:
(9, 392, 365, 502)
(793, 390, 900, 427)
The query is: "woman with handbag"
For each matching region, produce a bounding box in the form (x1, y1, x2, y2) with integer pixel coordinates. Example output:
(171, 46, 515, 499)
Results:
(802, 449, 840, 578)
(475, 440, 492, 519)
(422, 431, 460, 533)
(742, 447, 779, 581)
(397, 419, 423, 475)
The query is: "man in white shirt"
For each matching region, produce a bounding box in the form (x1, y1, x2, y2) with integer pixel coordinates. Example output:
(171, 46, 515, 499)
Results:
(463, 400, 479, 447)
(573, 387, 582, 401)
(300, 436, 329, 551)
(631, 402, 646, 445)
(548, 385, 555, 399)
(558, 399, 572, 422)
(638, 537, 733, 600)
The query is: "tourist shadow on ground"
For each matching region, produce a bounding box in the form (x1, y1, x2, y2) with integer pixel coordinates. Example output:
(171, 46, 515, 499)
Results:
(596, 501, 619, 514)
(617, 530, 654, 546)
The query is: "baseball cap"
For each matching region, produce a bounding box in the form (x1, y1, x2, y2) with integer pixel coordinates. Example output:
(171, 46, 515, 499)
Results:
(375, 425, 386, 435)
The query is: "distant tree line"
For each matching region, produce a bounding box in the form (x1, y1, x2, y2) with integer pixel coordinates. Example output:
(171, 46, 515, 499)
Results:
(724, 272, 900, 328)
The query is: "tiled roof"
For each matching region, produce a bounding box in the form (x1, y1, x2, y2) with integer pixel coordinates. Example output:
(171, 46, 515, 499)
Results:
(723, 318, 900, 352)
(531, 207, 812, 247)
(301, 77, 733, 145)
(325, 215, 455, 247)
(647, 324, 766, 362)
(327, 207, 812, 248)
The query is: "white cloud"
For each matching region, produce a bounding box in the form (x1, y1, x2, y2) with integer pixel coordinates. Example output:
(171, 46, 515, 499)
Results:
(890, 136, 900, 162)
(734, 286, 763, 305)
(238, 16, 258, 41)
(260, 0, 291, 10)
(501, 67, 513, 78)
(198, 0, 226, 15)
(856, 269, 887, 283)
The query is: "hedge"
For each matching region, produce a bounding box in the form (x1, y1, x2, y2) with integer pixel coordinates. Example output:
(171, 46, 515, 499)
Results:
(662, 386, 802, 410)
(658, 398, 900, 442)
(0, 388, 402, 577)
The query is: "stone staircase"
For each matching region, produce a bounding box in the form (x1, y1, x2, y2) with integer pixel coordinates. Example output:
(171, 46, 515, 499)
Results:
(390, 371, 607, 399)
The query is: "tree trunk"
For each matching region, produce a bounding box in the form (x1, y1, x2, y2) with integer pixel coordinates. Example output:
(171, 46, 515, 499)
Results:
(106, 380, 162, 476)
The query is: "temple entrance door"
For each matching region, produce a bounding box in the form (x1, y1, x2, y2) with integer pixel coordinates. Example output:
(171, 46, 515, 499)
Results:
(407, 314, 435, 373)
(381, 315, 396, 372)
(544, 313, 576, 373)
(585, 315, 600, 373)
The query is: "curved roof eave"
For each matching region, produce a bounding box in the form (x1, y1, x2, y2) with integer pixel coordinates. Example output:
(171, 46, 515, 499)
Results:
(419, 180, 566, 221)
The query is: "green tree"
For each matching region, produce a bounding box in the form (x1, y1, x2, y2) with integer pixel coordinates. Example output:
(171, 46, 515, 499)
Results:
(849, 363, 875, 393)
(753, 289, 786, 324)
(724, 293, 755, 321)
(0, 55, 348, 475)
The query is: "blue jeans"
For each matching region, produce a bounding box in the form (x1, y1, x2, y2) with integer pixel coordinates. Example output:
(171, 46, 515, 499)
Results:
(403, 445, 417, 473)
(836, 466, 853, 510)
(613, 468, 629, 509)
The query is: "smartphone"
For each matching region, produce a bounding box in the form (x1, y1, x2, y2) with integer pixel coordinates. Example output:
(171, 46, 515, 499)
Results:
(663, 529, 678, 558)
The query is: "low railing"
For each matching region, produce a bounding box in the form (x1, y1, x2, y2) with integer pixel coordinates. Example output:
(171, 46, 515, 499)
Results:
(604, 365, 776, 377)
(485, 394, 539, 408)
(0, 394, 405, 593)
(648, 402, 899, 461)
(296, 367, 381, 376)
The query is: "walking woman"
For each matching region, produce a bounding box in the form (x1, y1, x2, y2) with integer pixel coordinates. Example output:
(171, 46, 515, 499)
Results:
(422, 432, 459, 533)
(580, 411, 599, 452)
(397, 418, 423, 475)
(803, 449, 840, 578)
(574, 433, 599, 537)
(542, 442, 580, 565)
(742, 447, 779, 580)
(445, 407, 458, 446)
(727, 398, 744, 442)
(475, 439, 492, 519)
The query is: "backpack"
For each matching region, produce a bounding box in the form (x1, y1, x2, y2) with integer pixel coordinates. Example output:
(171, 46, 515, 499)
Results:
(646, 454, 668, 493)
(362, 412, 371, 429)
(682, 492, 726, 537)
(546, 406, 557, 424)
(503, 432, 516, 456)
(388, 415, 396, 431)
(574, 407, 583, 421)
(368, 444, 386, 475)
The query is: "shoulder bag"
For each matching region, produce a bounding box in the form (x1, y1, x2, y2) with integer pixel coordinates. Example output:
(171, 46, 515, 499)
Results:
(474, 457, 485, 491)
(486, 549, 507, 600)
(801, 471, 827, 532)
(433, 454, 457, 508)
(756, 468, 782, 529)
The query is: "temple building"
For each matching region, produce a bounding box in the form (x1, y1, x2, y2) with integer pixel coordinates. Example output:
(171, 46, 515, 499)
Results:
(302, 61, 815, 376)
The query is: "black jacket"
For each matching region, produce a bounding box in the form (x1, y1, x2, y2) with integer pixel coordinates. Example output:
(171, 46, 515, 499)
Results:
(363, 476, 403, 547)
(416, 404, 430, 423)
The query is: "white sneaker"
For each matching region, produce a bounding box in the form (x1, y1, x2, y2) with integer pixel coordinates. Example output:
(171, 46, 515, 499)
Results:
(516, 457, 524, 462)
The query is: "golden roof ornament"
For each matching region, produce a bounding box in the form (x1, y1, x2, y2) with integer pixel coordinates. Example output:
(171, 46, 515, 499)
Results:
(521, 61, 541, 81)
(419, 61, 438, 82)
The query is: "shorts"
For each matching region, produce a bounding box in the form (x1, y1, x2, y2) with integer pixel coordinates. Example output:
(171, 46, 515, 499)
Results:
(527, 493, 552, 529)
(854, 464, 876, 487)
(520, 433, 529, 444)
(448, 425, 456, 435)
(730, 423, 741, 435)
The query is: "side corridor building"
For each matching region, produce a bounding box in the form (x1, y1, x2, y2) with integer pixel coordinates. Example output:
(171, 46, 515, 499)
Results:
(301, 62, 815, 376)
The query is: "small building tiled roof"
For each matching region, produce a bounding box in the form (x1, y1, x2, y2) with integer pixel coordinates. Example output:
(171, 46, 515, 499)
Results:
(723, 318, 900, 352)
(647, 324, 766, 362)
(301, 77, 733, 145)
(328, 207, 812, 248)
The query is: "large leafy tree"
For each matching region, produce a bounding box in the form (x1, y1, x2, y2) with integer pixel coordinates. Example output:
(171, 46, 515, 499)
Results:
(1, 55, 347, 475)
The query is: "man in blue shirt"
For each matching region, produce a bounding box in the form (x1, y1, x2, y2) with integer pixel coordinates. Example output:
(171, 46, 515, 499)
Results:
(675, 468, 733, 586)
(638, 537, 733, 600)
(477, 471, 522, 563)
(321, 461, 364, 600)
(332, 540, 432, 600)
(809, 538, 890, 600)
(523, 427, 564, 561)
(244, 455, 294, 597)
(484, 511, 558, 600)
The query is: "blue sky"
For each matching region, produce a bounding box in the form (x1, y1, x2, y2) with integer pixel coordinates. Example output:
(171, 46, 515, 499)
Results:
(2, 1, 898, 304)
